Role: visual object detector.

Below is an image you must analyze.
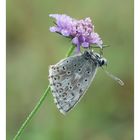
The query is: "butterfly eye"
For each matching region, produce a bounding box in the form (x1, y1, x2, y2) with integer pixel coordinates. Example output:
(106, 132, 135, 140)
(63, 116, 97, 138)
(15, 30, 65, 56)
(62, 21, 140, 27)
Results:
(100, 58, 107, 66)
(101, 60, 105, 65)
(98, 57, 107, 66)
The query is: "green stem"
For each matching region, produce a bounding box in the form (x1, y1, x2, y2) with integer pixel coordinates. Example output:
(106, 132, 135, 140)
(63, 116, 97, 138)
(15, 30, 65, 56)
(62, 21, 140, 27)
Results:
(13, 86, 50, 140)
(65, 44, 75, 57)
(13, 45, 75, 140)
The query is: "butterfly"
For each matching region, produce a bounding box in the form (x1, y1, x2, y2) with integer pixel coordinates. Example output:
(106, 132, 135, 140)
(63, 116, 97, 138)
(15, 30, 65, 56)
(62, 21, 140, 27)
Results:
(49, 50, 124, 115)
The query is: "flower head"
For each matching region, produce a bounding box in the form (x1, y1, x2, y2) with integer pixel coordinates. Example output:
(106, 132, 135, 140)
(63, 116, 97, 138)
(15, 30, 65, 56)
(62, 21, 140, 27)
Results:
(49, 14, 103, 52)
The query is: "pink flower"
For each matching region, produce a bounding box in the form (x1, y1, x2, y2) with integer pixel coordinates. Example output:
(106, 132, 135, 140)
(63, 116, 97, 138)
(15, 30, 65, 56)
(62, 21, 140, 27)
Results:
(49, 14, 103, 52)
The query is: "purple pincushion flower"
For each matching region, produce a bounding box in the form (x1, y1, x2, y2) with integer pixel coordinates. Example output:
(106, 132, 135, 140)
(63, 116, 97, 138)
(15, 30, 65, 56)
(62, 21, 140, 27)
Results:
(49, 14, 103, 52)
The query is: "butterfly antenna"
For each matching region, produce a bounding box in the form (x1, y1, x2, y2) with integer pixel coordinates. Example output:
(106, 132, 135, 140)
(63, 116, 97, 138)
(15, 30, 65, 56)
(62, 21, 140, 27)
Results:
(102, 67, 124, 86)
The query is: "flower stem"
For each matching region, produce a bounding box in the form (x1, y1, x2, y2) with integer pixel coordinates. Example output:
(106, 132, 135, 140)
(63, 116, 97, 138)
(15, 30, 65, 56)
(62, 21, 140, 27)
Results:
(66, 44, 75, 57)
(13, 45, 75, 140)
(13, 86, 50, 140)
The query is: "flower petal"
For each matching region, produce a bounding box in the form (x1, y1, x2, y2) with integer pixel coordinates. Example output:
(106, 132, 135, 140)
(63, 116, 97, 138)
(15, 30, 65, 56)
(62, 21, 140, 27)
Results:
(49, 26, 58, 32)
(82, 42, 89, 48)
(72, 37, 79, 45)
(61, 29, 70, 36)
(49, 14, 103, 51)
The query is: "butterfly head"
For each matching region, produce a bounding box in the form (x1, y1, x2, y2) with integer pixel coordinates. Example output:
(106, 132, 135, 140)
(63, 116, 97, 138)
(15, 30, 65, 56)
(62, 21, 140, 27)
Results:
(98, 57, 107, 66)
(84, 50, 107, 67)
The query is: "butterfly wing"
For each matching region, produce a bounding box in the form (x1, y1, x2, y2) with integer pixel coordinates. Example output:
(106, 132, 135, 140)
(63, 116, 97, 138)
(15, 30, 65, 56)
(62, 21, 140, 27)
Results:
(49, 53, 98, 114)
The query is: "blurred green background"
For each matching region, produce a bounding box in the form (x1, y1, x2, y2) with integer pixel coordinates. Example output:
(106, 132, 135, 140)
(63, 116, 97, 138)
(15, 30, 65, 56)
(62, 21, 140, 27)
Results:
(7, 0, 133, 140)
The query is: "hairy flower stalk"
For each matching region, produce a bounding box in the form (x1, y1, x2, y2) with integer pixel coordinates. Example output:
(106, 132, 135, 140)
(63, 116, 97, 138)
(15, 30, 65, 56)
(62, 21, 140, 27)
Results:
(49, 14, 103, 51)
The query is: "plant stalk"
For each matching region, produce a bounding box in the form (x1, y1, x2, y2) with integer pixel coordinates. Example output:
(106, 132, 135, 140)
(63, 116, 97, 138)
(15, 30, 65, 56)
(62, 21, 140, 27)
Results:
(13, 45, 75, 140)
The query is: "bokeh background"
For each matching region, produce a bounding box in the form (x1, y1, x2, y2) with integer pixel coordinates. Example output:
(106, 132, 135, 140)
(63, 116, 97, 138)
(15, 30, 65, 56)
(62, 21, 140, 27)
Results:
(7, 0, 133, 140)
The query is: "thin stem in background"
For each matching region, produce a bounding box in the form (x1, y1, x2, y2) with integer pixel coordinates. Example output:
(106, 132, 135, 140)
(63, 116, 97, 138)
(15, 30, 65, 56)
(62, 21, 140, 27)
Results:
(13, 45, 75, 140)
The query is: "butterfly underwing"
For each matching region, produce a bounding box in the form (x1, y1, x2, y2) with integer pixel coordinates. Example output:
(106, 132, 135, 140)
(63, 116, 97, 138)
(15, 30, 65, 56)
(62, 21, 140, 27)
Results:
(48, 50, 107, 115)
